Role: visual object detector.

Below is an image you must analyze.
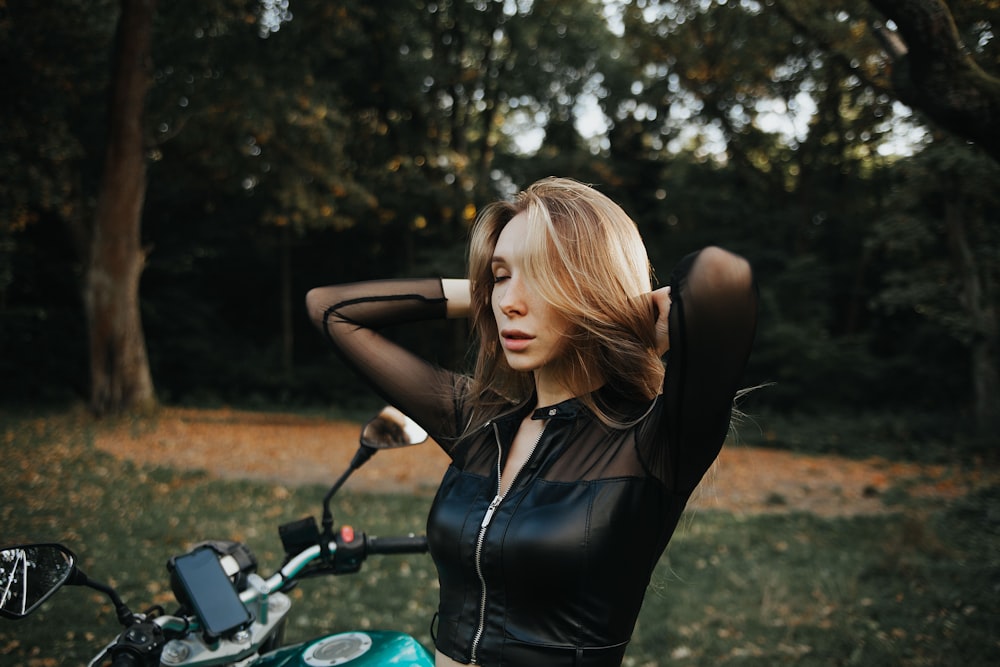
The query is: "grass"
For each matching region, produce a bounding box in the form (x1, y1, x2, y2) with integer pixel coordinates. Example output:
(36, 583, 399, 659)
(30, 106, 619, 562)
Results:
(733, 407, 994, 464)
(1, 409, 998, 666)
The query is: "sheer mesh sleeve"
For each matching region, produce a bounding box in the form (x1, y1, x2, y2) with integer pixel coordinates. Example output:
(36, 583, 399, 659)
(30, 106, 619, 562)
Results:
(305, 279, 467, 452)
(641, 247, 758, 493)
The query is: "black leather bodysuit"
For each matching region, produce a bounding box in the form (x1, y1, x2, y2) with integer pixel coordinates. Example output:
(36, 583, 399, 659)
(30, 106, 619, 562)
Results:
(307, 250, 757, 666)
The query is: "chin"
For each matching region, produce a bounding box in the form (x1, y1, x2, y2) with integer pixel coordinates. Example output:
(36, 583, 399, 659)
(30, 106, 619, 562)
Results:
(503, 355, 541, 373)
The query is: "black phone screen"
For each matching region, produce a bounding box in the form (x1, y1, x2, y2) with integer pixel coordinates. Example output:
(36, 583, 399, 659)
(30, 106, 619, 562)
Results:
(170, 546, 251, 637)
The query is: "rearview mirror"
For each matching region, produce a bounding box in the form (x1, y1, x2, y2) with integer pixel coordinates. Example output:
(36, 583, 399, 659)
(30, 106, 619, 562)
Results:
(0, 544, 76, 619)
(360, 406, 428, 450)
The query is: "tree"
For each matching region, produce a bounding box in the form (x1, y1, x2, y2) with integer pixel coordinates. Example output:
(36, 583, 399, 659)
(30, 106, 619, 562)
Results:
(600, 0, 977, 414)
(0, 0, 157, 414)
(871, 141, 1000, 432)
(766, 0, 1000, 158)
(868, 0, 1000, 164)
(758, 0, 1000, 429)
(79, 0, 158, 415)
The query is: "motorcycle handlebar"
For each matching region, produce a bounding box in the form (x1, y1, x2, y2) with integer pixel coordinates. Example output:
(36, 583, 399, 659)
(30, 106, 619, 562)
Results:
(366, 534, 428, 555)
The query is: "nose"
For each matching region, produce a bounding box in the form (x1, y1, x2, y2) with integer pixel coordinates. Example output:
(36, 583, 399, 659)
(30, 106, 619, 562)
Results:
(496, 277, 527, 317)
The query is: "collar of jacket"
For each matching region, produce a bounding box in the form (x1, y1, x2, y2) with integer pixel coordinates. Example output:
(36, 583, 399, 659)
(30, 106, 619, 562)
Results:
(491, 384, 653, 429)
(487, 394, 582, 428)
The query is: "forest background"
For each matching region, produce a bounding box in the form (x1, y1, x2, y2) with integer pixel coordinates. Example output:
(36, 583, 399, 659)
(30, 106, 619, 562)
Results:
(1, 0, 999, 456)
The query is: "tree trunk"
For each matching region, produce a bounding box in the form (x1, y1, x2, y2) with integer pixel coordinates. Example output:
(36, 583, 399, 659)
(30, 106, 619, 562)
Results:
(280, 224, 294, 387)
(85, 0, 157, 416)
(945, 202, 1000, 434)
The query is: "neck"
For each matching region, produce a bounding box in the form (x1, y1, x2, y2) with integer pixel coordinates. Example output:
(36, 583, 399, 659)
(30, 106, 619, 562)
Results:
(532, 367, 572, 407)
(533, 366, 603, 408)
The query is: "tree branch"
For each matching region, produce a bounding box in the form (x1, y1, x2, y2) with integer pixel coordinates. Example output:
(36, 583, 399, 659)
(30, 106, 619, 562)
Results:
(868, 0, 1000, 163)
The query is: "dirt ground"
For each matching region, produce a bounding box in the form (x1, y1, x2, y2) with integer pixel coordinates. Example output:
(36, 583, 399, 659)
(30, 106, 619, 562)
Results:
(92, 407, 997, 518)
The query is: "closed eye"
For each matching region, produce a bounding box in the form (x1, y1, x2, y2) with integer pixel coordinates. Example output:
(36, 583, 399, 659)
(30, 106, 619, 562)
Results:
(491, 257, 510, 284)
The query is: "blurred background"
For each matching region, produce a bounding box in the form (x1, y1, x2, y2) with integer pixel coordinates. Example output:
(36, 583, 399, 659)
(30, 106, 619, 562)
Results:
(2, 3, 999, 665)
(2, 0, 998, 451)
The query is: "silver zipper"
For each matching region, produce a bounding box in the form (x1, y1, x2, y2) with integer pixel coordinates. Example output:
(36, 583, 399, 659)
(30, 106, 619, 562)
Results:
(469, 419, 546, 664)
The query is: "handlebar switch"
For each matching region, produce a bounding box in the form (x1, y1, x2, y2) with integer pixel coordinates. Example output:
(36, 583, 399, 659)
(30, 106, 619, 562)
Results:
(279, 516, 321, 559)
(333, 526, 366, 574)
(113, 620, 165, 666)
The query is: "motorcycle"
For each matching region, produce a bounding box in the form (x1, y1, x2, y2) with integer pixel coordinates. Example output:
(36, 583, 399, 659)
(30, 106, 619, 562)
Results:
(0, 406, 436, 667)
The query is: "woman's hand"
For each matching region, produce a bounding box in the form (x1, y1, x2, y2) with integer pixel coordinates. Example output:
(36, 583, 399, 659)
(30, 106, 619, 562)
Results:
(651, 286, 672, 356)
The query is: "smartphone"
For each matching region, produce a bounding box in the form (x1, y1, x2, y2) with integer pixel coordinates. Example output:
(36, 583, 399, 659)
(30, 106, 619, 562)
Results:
(169, 546, 251, 638)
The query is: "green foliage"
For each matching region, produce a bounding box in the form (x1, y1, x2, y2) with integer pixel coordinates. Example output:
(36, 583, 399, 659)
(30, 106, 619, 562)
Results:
(734, 407, 987, 462)
(1, 0, 998, 436)
(0, 0, 116, 236)
(870, 140, 1000, 346)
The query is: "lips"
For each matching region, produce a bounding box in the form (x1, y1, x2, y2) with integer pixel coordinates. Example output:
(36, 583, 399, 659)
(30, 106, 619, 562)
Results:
(501, 329, 533, 351)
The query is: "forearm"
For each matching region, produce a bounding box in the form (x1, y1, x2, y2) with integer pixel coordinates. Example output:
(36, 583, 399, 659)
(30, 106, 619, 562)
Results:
(305, 278, 448, 337)
(304, 278, 463, 442)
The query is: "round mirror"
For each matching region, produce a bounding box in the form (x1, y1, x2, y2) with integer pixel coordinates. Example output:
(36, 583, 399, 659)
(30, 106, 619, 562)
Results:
(0, 544, 76, 619)
(360, 406, 428, 450)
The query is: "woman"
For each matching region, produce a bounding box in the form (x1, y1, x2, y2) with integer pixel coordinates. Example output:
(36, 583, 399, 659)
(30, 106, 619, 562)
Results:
(306, 177, 757, 666)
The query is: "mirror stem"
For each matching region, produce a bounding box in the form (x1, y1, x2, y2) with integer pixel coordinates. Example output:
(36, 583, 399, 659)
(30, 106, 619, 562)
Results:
(68, 568, 136, 627)
(320, 446, 377, 559)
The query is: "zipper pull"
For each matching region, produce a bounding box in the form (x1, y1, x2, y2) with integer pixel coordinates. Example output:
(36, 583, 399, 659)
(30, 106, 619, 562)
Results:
(480, 494, 502, 528)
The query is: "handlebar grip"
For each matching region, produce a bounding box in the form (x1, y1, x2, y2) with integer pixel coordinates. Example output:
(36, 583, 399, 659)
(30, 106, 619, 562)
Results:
(366, 534, 428, 555)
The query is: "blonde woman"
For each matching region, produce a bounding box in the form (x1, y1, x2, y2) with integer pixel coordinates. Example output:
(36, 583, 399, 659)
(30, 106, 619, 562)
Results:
(306, 177, 758, 667)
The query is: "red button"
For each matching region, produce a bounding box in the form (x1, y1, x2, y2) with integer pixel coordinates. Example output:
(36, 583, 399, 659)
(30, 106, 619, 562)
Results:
(342, 526, 355, 542)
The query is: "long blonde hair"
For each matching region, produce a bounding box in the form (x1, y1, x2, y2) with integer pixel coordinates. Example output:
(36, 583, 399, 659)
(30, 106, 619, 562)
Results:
(466, 177, 664, 426)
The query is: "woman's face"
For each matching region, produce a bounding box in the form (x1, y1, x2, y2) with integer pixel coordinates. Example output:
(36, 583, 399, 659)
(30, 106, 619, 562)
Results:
(490, 212, 573, 374)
